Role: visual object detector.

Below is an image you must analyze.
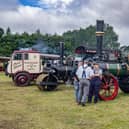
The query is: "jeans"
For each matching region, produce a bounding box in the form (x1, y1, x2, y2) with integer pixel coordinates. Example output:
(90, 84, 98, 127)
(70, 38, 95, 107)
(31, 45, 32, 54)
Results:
(78, 79, 90, 104)
(73, 80, 79, 102)
(88, 77, 101, 103)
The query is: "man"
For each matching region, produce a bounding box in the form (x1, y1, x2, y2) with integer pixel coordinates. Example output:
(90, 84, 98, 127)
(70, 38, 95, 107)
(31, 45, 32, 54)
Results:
(72, 61, 83, 103)
(88, 63, 102, 104)
(76, 61, 93, 106)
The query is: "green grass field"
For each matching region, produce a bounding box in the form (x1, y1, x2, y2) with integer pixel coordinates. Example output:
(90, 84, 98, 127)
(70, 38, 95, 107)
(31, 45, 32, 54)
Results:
(0, 73, 129, 129)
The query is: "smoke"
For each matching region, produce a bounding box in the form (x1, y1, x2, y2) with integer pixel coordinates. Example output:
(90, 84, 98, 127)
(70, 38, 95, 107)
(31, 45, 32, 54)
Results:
(31, 39, 58, 54)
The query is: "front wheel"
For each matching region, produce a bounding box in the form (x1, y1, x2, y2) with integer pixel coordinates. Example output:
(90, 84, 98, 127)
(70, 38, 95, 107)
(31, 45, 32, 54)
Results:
(38, 75, 58, 91)
(99, 74, 119, 101)
(14, 72, 30, 86)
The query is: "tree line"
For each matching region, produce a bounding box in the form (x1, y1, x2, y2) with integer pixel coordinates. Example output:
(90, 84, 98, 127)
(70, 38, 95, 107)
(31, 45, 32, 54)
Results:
(0, 24, 121, 57)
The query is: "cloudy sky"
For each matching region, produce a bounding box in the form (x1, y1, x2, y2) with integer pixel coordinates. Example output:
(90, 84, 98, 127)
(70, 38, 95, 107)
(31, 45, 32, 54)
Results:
(0, 0, 129, 45)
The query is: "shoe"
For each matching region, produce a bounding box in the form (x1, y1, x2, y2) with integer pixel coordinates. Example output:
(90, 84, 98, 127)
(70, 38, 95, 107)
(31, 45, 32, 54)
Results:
(77, 102, 81, 105)
(87, 98, 92, 103)
(87, 101, 92, 103)
(81, 103, 86, 106)
(94, 101, 98, 104)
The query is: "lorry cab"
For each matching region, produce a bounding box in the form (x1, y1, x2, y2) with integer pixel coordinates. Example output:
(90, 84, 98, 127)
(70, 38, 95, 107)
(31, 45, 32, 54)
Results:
(7, 50, 43, 86)
(7, 50, 43, 75)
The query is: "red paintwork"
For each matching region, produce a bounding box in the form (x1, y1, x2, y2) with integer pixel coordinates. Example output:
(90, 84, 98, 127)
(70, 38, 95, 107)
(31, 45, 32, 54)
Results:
(99, 74, 119, 101)
(13, 50, 40, 54)
(17, 75, 28, 84)
(13, 71, 42, 86)
(14, 71, 42, 80)
(0, 66, 4, 71)
(30, 73, 42, 81)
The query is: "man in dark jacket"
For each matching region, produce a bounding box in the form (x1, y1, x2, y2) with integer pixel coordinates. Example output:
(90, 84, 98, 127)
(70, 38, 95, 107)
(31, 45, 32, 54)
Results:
(88, 63, 102, 103)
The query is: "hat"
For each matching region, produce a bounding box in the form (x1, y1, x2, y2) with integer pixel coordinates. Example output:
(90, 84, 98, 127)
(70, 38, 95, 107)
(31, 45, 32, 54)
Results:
(84, 58, 93, 63)
(84, 60, 88, 63)
(93, 62, 99, 65)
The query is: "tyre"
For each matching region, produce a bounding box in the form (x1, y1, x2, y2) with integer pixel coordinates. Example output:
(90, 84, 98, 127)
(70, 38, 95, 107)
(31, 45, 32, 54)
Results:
(119, 77, 129, 93)
(14, 72, 30, 86)
(119, 84, 129, 93)
(39, 75, 58, 91)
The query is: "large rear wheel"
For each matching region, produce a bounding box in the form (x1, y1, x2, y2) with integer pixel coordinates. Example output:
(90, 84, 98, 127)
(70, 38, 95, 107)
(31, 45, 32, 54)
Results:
(99, 74, 119, 101)
(119, 76, 129, 93)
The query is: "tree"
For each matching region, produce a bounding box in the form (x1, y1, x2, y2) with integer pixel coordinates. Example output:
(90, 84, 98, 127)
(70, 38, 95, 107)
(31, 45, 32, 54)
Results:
(63, 24, 120, 51)
(0, 28, 4, 38)
(36, 29, 41, 35)
(0, 23, 121, 57)
(103, 26, 119, 49)
(6, 27, 11, 35)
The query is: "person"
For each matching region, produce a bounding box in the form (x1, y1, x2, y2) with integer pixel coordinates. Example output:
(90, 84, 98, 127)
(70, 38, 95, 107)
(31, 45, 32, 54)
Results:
(76, 61, 94, 106)
(83, 60, 88, 68)
(88, 63, 102, 104)
(72, 61, 83, 103)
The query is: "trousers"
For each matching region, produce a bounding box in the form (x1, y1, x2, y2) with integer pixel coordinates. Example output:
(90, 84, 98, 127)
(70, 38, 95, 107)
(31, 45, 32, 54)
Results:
(73, 80, 79, 102)
(88, 77, 101, 103)
(78, 79, 90, 104)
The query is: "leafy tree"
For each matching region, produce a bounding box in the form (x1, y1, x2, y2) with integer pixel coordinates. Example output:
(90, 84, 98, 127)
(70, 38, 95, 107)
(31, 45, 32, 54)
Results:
(0, 28, 4, 38)
(103, 26, 119, 49)
(0, 24, 121, 57)
(6, 27, 11, 35)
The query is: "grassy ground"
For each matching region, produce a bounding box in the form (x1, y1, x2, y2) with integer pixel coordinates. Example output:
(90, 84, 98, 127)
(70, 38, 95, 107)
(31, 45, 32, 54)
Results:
(0, 73, 129, 129)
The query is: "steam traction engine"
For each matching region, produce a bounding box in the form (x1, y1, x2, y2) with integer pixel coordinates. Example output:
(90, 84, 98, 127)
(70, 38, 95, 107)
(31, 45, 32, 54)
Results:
(39, 20, 129, 101)
(87, 20, 129, 101)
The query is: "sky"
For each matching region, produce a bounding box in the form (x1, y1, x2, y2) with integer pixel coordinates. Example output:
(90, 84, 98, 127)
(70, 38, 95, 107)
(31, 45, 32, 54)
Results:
(0, 0, 129, 46)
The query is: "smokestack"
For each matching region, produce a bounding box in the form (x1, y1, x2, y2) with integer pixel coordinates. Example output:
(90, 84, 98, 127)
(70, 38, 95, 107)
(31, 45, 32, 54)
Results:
(60, 42, 64, 65)
(96, 20, 104, 59)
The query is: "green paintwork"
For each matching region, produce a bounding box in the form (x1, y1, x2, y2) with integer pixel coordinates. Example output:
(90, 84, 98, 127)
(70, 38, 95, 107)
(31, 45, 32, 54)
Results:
(107, 63, 128, 76)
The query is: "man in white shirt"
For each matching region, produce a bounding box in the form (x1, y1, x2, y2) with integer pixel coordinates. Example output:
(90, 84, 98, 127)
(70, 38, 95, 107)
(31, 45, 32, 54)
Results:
(76, 61, 94, 106)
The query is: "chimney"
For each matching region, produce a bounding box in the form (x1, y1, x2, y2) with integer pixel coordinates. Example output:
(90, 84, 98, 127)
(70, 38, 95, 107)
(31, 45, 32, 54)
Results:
(60, 42, 64, 65)
(96, 20, 104, 60)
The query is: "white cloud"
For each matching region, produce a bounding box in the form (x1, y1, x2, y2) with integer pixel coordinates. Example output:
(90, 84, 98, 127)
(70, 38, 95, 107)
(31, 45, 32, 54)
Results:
(39, 0, 74, 9)
(42, 0, 73, 5)
(0, 5, 97, 34)
(0, 0, 129, 45)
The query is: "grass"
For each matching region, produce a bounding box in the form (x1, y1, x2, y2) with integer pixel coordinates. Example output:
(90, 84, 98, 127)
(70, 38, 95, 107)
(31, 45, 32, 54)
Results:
(0, 73, 129, 129)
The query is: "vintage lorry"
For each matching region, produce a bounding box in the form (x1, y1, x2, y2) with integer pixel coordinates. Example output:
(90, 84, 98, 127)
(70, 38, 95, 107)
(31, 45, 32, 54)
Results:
(7, 50, 60, 86)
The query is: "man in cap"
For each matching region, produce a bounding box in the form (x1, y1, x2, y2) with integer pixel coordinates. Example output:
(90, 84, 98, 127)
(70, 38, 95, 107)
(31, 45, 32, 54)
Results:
(76, 60, 94, 106)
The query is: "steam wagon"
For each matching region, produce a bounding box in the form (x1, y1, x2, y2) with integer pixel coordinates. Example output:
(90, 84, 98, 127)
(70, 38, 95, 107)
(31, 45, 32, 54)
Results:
(7, 50, 60, 86)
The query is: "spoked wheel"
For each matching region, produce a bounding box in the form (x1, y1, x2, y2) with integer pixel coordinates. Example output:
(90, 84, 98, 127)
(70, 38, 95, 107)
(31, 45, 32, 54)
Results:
(99, 74, 119, 101)
(14, 72, 30, 86)
(39, 75, 58, 91)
